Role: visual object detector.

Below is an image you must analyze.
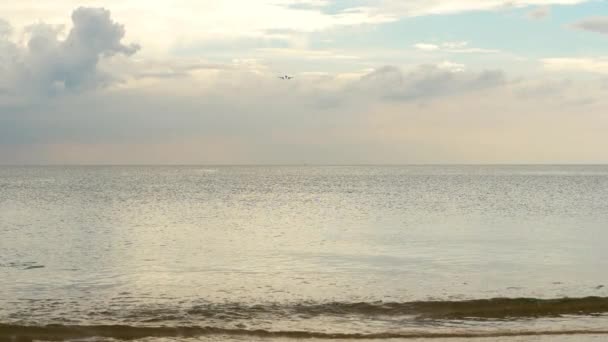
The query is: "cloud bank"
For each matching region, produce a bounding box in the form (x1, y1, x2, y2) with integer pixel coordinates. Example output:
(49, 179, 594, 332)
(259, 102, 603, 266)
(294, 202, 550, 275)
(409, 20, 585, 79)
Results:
(354, 65, 505, 101)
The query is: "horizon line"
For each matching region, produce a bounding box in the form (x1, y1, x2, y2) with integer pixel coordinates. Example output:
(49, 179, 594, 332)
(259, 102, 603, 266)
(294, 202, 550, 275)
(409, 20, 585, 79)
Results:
(1, 163, 608, 167)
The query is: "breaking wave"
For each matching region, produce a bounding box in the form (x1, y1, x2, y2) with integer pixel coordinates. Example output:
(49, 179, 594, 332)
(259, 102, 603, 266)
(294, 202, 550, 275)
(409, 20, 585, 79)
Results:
(142, 296, 608, 320)
(1, 324, 608, 341)
(2, 297, 608, 340)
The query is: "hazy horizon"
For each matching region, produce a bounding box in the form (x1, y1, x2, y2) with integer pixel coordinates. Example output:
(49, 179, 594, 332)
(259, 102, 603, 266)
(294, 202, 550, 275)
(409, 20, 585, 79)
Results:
(3, 163, 608, 167)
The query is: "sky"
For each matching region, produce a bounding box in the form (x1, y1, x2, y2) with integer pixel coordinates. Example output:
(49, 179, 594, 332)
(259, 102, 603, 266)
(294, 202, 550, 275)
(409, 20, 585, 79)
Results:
(0, 0, 607, 164)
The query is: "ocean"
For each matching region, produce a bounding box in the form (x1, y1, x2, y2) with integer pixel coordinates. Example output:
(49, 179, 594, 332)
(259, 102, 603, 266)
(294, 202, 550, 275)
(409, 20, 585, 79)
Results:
(1, 165, 608, 341)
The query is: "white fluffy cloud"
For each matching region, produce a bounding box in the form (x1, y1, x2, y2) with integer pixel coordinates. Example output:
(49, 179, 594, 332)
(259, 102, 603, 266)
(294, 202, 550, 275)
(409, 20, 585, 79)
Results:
(0, 7, 138, 96)
(413, 43, 440, 51)
(413, 41, 499, 54)
(0, 1, 392, 56)
(0, 1, 593, 58)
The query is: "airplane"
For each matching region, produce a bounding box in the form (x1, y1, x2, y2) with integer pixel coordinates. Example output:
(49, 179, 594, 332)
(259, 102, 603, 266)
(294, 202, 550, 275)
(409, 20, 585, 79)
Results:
(278, 75, 293, 80)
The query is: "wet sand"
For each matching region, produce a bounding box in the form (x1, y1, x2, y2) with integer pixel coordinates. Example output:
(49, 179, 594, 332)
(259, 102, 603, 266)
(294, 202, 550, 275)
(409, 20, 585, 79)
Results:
(241, 336, 606, 342)
(169, 335, 608, 342)
(2, 324, 608, 342)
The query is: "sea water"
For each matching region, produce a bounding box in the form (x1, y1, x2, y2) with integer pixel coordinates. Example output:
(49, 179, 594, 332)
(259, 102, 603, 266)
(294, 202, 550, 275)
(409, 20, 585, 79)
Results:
(1, 166, 608, 341)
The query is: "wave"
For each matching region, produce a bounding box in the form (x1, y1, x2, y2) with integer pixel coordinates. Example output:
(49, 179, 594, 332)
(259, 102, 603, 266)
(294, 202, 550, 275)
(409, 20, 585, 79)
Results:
(1, 324, 608, 341)
(186, 296, 608, 320)
(0, 261, 45, 270)
(3, 297, 608, 340)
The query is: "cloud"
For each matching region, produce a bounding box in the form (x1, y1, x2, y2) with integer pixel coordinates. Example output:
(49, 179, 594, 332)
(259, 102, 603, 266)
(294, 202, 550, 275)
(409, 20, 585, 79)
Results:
(527, 5, 551, 19)
(572, 16, 608, 35)
(2, 62, 608, 164)
(0, 19, 11, 38)
(0, 20, 16, 61)
(283, 0, 588, 18)
(0, 7, 139, 96)
(2, 2, 607, 164)
(4, 69, 606, 165)
(441, 41, 468, 49)
(256, 47, 360, 60)
(354, 64, 505, 101)
(413, 43, 440, 51)
(0, 1, 592, 57)
(67, 7, 139, 56)
(413, 41, 499, 54)
(515, 78, 572, 98)
(542, 58, 608, 74)
(436, 61, 466, 72)
(285, 0, 330, 11)
(377, 0, 588, 17)
(131, 61, 234, 80)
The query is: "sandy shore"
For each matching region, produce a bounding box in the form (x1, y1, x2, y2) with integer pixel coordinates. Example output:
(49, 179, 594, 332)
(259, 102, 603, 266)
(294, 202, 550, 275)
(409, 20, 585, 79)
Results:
(191, 335, 608, 342)
(73, 334, 608, 342)
(104, 335, 608, 342)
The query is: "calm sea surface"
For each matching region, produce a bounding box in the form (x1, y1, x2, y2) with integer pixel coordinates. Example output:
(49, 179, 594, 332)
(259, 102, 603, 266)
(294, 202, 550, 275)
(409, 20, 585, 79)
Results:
(1, 166, 608, 341)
